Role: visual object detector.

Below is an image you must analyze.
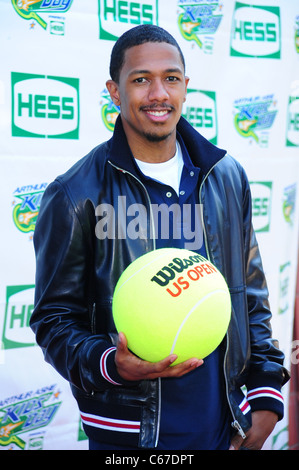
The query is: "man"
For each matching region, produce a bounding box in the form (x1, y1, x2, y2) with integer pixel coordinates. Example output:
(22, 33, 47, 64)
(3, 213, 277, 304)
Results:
(31, 25, 289, 450)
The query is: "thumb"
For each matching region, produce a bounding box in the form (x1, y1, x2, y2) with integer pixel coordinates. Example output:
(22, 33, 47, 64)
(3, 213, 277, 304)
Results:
(117, 332, 128, 351)
(229, 434, 245, 450)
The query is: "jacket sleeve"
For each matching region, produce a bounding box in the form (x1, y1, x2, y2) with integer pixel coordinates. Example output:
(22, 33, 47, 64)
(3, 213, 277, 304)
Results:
(30, 180, 132, 393)
(241, 167, 290, 420)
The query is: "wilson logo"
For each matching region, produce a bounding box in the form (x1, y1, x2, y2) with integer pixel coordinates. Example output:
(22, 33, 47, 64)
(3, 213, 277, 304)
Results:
(150, 254, 218, 299)
(11, 73, 79, 139)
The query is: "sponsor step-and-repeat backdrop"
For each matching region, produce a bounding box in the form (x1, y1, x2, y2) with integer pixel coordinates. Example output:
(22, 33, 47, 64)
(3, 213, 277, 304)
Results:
(0, 0, 299, 450)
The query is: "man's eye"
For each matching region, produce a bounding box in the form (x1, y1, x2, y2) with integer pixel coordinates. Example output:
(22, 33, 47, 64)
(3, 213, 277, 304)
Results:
(134, 77, 146, 83)
(167, 76, 179, 82)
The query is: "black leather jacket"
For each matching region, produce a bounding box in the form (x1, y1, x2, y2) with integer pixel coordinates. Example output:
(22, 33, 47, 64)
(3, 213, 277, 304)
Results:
(31, 116, 289, 448)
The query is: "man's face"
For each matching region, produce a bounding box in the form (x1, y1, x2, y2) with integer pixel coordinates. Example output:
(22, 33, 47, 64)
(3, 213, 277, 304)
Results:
(107, 42, 189, 145)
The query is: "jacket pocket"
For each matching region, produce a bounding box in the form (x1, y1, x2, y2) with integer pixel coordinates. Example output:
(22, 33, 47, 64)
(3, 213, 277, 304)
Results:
(74, 385, 142, 446)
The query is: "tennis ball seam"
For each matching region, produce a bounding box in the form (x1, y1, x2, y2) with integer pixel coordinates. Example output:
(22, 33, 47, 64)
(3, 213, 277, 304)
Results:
(170, 288, 230, 356)
(113, 248, 231, 362)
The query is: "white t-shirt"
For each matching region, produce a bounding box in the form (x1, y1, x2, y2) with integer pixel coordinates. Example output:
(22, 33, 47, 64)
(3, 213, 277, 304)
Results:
(134, 141, 184, 196)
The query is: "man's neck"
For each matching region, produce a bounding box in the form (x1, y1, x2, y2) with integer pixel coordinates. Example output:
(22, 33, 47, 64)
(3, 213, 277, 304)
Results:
(125, 129, 177, 164)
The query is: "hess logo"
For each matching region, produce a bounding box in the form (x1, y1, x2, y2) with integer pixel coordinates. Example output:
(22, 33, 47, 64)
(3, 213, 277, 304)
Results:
(11, 72, 79, 139)
(230, 3, 281, 58)
(99, 0, 158, 41)
(182, 89, 218, 144)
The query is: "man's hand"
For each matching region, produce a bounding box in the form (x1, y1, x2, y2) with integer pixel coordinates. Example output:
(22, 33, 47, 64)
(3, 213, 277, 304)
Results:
(229, 410, 279, 450)
(115, 332, 203, 381)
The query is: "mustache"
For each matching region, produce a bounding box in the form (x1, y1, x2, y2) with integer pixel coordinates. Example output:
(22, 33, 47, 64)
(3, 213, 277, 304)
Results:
(140, 103, 175, 112)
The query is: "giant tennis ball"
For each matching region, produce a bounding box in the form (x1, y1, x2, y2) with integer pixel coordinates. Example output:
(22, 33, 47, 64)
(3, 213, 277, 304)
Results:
(112, 248, 231, 364)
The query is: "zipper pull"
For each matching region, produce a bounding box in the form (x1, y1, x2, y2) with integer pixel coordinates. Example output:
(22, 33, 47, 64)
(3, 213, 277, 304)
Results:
(231, 420, 246, 439)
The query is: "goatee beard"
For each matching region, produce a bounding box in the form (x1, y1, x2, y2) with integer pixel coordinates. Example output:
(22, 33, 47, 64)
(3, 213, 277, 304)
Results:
(140, 104, 175, 143)
(143, 131, 172, 143)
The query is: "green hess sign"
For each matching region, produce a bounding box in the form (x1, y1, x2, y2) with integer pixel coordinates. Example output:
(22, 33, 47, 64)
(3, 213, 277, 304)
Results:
(11, 72, 79, 139)
(230, 2, 281, 59)
(98, 0, 158, 40)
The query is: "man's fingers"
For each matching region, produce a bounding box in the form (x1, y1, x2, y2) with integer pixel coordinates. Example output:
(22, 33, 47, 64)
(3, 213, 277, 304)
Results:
(164, 357, 204, 376)
(148, 356, 203, 379)
(116, 332, 204, 380)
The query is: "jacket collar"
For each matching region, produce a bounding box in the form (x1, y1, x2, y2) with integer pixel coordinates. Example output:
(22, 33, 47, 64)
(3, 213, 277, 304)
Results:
(176, 117, 227, 175)
(108, 115, 227, 177)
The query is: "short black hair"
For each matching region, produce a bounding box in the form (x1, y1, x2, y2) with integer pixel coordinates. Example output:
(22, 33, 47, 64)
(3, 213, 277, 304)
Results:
(109, 24, 186, 83)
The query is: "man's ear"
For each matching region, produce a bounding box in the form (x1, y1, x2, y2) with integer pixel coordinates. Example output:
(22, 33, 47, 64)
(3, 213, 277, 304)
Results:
(106, 80, 121, 107)
(184, 76, 190, 103)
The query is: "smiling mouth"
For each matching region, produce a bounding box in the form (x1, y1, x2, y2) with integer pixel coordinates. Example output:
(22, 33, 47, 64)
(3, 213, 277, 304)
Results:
(146, 110, 169, 117)
(141, 105, 174, 120)
(140, 105, 174, 116)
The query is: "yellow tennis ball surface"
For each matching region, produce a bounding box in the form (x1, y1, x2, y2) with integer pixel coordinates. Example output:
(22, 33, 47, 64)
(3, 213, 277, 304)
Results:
(112, 248, 231, 364)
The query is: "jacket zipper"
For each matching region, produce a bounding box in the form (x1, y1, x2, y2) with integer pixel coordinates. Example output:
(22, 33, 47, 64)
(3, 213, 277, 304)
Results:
(108, 161, 157, 249)
(109, 158, 246, 443)
(198, 158, 246, 441)
(108, 160, 161, 447)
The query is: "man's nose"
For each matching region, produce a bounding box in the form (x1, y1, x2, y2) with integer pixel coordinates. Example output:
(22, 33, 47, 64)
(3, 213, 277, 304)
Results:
(148, 79, 169, 101)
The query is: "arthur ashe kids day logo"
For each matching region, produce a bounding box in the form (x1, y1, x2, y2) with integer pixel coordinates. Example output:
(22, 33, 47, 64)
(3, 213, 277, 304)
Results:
(11, 72, 79, 139)
(0, 385, 62, 450)
(98, 0, 158, 41)
(177, 0, 223, 53)
(233, 94, 278, 146)
(295, 15, 299, 53)
(11, 0, 73, 32)
(12, 183, 47, 236)
(100, 88, 120, 132)
(286, 95, 299, 147)
(230, 2, 281, 59)
(282, 183, 297, 227)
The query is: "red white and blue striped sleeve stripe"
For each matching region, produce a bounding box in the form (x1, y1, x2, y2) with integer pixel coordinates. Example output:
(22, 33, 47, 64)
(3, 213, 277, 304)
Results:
(80, 411, 140, 434)
(247, 387, 284, 404)
(238, 387, 284, 418)
(239, 396, 251, 415)
(100, 347, 122, 386)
